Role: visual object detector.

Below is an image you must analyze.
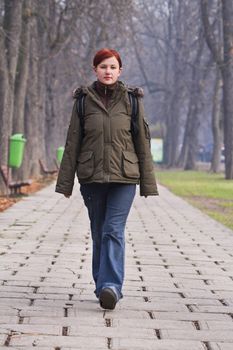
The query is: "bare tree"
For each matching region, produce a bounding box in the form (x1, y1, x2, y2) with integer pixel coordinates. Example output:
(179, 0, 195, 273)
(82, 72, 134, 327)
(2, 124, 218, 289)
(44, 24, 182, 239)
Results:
(22, 0, 85, 177)
(0, 0, 23, 164)
(131, 0, 208, 168)
(210, 68, 223, 172)
(201, 0, 233, 178)
(221, 0, 233, 179)
(13, 0, 32, 135)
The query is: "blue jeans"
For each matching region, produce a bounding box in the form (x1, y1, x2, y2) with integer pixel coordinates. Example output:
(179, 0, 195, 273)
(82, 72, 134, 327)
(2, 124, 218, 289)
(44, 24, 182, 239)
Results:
(80, 183, 136, 300)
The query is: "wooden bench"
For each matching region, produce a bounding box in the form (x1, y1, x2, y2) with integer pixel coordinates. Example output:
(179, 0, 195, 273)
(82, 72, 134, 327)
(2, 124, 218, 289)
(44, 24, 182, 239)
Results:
(39, 159, 58, 176)
(0, 165, 32, 195)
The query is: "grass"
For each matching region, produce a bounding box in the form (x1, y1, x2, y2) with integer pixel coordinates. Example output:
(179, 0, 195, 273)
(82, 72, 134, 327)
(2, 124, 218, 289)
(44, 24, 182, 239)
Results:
(156, 169, 233, 231)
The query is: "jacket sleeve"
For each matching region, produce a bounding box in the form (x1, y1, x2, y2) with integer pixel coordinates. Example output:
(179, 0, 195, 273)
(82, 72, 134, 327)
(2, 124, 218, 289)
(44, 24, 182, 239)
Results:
(134, 97, 159, 197)
(55, 100, 81, 196)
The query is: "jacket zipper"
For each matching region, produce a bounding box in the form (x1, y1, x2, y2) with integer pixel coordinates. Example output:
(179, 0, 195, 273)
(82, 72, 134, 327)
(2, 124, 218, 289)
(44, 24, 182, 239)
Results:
(104, 86, 107, 109)
(105, 85, 110, 182)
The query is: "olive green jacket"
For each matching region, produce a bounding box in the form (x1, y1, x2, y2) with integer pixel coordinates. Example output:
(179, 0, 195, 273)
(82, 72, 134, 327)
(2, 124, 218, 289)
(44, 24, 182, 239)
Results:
(55, 81, 158, 197)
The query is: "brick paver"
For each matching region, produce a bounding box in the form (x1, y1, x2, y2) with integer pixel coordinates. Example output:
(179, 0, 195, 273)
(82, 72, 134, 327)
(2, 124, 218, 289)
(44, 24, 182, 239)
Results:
(0, 181, 233, 349)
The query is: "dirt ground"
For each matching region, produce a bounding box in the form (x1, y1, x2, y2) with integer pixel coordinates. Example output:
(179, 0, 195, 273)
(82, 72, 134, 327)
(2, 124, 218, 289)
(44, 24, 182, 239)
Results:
(186, 196, 233, 230)
(0, 175, 56, 212)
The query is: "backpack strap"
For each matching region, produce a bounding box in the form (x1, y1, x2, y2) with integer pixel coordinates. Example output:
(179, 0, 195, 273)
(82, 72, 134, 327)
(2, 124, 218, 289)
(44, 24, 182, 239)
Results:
(73, 87, 86, 138)
(128, 91, 139, 136)
(127, 86, 143, 137)
(77, 93, 86, 138)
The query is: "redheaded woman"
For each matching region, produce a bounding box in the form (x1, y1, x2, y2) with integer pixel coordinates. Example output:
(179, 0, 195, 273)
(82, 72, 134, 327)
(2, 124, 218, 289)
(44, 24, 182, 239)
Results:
(56, 48, 158, 310)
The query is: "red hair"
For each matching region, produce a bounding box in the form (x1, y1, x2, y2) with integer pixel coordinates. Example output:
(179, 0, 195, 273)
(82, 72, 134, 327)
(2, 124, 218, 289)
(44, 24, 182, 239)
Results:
(93, 48, 122, 68)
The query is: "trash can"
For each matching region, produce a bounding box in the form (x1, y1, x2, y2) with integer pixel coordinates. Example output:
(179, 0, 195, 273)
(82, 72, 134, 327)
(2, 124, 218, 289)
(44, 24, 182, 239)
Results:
(56, 146, 64, 163)
(8, 134, 26, 168)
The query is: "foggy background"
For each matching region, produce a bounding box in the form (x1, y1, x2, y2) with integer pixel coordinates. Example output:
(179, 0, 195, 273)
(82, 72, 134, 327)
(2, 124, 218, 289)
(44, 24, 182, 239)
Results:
(0, 0, 233, 194)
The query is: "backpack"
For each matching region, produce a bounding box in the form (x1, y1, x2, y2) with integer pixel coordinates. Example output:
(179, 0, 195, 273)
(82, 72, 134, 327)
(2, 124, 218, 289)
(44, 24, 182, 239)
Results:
(75, 89, 139, 138)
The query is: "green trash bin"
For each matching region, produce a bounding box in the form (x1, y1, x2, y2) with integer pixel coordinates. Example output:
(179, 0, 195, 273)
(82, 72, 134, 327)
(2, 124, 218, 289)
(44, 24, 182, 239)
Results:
(56, 146, 64, 163)
(8, 134, 26, 168)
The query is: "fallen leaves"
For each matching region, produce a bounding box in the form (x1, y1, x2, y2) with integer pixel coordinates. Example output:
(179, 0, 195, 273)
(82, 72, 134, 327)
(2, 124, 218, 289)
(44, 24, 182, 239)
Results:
(0, 175, 56, 212)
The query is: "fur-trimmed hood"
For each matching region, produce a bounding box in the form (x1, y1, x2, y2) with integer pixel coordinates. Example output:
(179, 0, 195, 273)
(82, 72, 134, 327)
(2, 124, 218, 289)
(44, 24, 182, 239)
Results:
(72, 81, 144, 99)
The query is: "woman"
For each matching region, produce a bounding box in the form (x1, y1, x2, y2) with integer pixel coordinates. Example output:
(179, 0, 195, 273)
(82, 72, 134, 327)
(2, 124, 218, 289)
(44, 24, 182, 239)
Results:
(55, 48, 158, 310)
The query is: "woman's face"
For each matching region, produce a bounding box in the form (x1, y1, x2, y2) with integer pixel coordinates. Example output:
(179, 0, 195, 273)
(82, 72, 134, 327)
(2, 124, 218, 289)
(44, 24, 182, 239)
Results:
(94, 56, 122, 85)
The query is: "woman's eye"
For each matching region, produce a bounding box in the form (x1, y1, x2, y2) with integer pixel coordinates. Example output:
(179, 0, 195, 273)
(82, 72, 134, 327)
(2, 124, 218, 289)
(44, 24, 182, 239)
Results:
(100, 65, 117, 69)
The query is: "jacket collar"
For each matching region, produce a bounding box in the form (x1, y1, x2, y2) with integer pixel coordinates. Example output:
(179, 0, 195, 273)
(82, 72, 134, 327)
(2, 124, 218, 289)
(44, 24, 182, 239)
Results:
(83, 80, 128, 112)
(95, 80, 118, 96)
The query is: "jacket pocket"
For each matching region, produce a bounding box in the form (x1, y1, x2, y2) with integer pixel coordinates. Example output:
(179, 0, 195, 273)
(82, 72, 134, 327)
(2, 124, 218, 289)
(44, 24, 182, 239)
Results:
(77, 151, 94, 179)
(122, 151, 140, 179)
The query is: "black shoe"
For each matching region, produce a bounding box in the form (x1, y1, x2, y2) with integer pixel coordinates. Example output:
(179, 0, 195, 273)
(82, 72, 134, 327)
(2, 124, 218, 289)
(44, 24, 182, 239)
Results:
(99, 287, 118, 310)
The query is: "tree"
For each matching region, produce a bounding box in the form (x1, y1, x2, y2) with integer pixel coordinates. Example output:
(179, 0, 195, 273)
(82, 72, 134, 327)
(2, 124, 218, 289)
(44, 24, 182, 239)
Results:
(210, 68, 223, 172)
(201, 0, 233, 178)
(13, 0, 32, 135)
(131, 0, 210, 168)
(0, 0, 23, 166)
(221, 0, 233, 179)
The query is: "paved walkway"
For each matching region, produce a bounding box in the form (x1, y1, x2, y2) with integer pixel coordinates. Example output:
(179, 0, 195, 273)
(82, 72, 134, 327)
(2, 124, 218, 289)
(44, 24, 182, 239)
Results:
(0, 181, 233, 350)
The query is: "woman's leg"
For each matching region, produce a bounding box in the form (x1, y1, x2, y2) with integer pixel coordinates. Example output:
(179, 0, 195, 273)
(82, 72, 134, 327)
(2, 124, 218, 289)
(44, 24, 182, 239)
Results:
(80, 183, 108, 294)
(96, 183, 136, 300)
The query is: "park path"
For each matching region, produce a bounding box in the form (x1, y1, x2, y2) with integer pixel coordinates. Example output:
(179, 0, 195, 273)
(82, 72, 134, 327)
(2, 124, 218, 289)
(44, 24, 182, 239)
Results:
(0, 180, 233, 350)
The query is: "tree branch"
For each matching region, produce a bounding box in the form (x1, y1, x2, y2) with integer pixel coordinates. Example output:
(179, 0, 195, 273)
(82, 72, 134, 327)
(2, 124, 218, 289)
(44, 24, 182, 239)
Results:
(200, 0, 223, 65)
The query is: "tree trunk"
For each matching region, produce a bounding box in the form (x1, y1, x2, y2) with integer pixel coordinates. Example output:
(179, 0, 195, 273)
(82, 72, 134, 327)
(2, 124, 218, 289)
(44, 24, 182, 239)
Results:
(184, 103, 200, 170)
(37, 58, 47, 171)
(45, 62, 64, 168)
(221, 0, 233, 179)
(178, 62, 201, 171)
(162, 0, 189, 168)
(0, 31, 10, 193)
(164, 87, 181, 167)
(13, 0, 32, 134)
(0, 0, 23, 160)
(177, 98, 194, 168)
(0, 0, 22, 193)
(210, 68, 223, 172)
(23, 2, 40, 178)
(4, 0, 23, 134)
(0, 31, 9, 166)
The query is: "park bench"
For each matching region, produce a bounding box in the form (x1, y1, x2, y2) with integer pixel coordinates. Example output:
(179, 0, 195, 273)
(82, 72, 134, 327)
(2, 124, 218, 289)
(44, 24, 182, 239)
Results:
(39, 159, 58, 176)
(0, 165, 32, 195)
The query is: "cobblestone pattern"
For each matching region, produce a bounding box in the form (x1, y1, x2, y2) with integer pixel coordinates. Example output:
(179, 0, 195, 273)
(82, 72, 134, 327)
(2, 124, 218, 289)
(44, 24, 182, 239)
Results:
(0, 181, 233, 349)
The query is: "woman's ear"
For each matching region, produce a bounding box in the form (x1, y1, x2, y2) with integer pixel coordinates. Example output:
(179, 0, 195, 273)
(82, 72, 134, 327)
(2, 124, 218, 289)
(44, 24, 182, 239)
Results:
(93, 66, 97, 74)
(118, 67, 123, 77)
